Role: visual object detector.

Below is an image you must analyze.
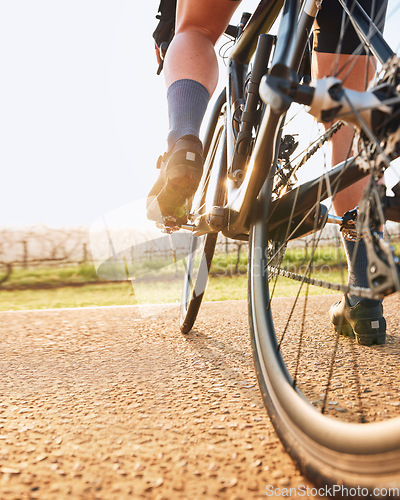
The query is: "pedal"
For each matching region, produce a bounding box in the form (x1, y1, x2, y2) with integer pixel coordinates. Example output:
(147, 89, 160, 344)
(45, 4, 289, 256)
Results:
(156, 216, 182, 234)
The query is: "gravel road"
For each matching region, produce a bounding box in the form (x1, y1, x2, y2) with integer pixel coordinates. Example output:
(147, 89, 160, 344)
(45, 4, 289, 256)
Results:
(0, 295, 399, 499)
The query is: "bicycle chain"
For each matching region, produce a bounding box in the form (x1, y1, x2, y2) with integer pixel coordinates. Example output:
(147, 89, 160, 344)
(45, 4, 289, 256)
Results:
(268, 265, 377, 299)
(269, 119, 351, 294)
(269, 120, 358, 295)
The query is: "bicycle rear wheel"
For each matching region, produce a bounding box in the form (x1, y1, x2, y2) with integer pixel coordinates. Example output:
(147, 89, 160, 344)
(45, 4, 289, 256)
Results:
(180, 105, 227, 333)
(249, 0, 400, 491)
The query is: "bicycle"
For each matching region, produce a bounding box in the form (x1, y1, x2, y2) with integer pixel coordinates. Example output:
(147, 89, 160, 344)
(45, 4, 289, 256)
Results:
(159, 0, 400, 493)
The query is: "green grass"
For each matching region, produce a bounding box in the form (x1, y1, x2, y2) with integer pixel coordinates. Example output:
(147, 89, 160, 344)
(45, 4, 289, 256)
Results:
(0, 240, 373, 311)
(0, 249, 350, 310)
(2, 233, 397, 311)
(2, 263, 99, 288)
(211, 252, 248, 276)
(0, 267, 345, 311)
(208, 245, 350, 277)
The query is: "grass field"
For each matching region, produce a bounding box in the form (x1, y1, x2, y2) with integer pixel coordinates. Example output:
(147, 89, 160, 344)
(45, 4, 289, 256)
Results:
(0, 263, 98, 288)
(0, 256, 342, 311)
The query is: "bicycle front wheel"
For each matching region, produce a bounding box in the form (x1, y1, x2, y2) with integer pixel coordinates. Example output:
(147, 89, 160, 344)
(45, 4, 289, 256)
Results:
(248, 0, 400, 491)
(249, 202, 400, 492)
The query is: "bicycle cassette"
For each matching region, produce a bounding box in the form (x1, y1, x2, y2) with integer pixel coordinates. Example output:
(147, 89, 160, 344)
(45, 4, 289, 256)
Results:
(356, 56, 400, 175)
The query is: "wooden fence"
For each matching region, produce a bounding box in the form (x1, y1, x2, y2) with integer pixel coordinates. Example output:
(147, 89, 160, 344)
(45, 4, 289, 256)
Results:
(1, 224, 400, 273)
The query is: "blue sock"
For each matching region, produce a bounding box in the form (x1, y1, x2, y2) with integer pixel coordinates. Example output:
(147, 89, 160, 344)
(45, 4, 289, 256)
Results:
(342, 237, 369, 305)
(167, 79, 210, 150)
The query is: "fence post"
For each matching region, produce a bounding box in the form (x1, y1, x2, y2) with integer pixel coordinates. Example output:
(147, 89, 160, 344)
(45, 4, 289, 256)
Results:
(0, 263, 12, 285)
(168, 234, 178, 277)
(82, 243, 88, 263)
(22, 240, 28, 269)
(235, 243, 242, 275)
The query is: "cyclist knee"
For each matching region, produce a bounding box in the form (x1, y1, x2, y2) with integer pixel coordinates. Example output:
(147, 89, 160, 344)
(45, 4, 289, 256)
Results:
(175, 0, 239, 46)
(174, 25, 220, 47)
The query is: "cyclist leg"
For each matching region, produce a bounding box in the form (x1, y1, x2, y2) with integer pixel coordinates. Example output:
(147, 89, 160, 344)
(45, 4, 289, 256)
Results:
(164, 0, 241, 95)
(313, 0, 388, 340)
(312, 53, 376, 216)
(164, 0, 240, 147)
(312, 0, 387, 216)
(313, 52, 379, 307)
(147, 0, 241, 224)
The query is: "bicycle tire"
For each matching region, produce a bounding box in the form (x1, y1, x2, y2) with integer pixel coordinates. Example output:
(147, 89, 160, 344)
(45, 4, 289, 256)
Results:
(248, 0, 400, 492)
(249, 194, 400, 492)
(180, 107, 227, 334)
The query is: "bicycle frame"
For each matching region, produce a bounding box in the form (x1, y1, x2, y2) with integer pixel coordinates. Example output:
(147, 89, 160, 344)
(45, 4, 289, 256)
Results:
(184, 0, 395, 241)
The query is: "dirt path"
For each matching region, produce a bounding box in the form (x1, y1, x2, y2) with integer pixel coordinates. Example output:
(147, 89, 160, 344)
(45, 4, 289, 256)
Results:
(0, 299, 325, 499)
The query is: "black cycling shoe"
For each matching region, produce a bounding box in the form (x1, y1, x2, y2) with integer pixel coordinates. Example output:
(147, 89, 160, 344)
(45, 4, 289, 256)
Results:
(329, 295, 386, 345)
(146, 135, 203, 227)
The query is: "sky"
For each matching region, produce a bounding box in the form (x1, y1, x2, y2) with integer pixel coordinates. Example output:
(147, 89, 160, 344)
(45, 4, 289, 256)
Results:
(1, 0, 399, 229)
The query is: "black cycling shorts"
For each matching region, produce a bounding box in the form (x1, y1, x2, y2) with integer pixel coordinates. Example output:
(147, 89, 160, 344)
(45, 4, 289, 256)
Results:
(314, 0, 388, 54)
